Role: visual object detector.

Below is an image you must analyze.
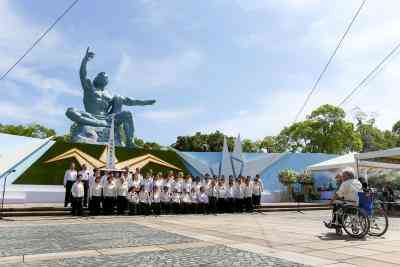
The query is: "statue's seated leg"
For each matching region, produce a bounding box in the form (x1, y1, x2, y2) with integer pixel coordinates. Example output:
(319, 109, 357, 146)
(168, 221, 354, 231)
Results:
(115, 111, 135, 147)
(66, 108, 108, 127)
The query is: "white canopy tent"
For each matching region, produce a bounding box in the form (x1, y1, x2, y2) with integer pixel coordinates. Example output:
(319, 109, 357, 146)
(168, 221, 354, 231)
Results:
(307, 153, 400, 172)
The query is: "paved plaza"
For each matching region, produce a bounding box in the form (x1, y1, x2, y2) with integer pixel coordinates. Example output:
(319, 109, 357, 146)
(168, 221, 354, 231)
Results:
(0, 211, 399, 266)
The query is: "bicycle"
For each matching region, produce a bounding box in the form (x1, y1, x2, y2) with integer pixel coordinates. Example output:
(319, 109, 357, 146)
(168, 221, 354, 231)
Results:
(363, 189, 389, 237)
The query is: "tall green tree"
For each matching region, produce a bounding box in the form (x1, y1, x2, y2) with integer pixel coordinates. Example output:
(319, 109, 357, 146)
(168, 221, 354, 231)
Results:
(276, 105, 362, 154)
(353, 108, 399, 152)
(0, 123, 56, 139)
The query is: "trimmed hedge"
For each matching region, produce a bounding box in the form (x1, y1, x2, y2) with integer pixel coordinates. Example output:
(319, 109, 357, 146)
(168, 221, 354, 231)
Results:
(15, 141, 189, 185)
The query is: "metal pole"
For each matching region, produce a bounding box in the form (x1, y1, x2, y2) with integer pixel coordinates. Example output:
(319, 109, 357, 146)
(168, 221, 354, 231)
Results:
(0, 170, 14, 220)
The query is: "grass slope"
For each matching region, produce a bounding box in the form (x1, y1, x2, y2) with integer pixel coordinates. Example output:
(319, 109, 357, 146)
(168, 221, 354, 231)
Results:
(15, 141, 188, 185)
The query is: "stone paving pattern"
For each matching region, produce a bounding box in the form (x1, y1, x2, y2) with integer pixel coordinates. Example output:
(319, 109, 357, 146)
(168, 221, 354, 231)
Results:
(0, 211, 399, 266)
(0, 245, 306, 267)
(0, 223, 194, 257)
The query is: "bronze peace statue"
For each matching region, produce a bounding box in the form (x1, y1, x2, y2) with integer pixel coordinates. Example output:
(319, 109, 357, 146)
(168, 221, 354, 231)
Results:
(66, 47, 156, 147)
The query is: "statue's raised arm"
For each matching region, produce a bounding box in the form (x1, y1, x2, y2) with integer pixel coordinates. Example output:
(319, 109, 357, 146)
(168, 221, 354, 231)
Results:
(123, 97, 156, 107)
(80, 47, 95, 92)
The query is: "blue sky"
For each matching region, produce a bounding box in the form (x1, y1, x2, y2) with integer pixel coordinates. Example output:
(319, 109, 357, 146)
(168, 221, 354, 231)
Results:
(1, 0, 400, 145)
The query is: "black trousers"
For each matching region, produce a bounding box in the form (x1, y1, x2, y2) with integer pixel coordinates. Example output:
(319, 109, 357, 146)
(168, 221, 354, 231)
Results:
(235, 198, 244, 212)
(198, 203, 208, 214)
(82, 180, 89, 206)
(71, 197, 83, 216)
(244, 197, 253, 212)
(209, 197, 217, 214)
(103, 197, 115, 215)
(153, 202, 161, 215)
(117, 196, 128, 215)
(139, 202, 150, 215)
(128, 202, 138, 215)
(252, 195, 261, 207)
(64, 181, 74, 206)
(226, 198, 234, 213)
(89, 196, 101, 215)
(161, 202, 170, 214)
(172, 202, 181, 214)
(217, 198, 226, 213)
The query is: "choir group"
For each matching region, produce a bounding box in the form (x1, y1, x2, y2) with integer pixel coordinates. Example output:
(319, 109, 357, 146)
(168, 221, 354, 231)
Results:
(63, 162, 264, 216)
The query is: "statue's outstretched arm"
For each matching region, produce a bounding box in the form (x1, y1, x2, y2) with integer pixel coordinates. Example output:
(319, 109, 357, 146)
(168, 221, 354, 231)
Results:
(122, 97, 156, 106)
(80, 47, 95, 91)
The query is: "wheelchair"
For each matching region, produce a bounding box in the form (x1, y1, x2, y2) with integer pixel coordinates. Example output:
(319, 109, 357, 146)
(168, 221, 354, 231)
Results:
(327, 193, 371, 239)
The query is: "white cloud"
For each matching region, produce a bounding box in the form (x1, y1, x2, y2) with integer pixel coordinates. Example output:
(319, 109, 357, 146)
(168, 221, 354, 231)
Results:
(0, 1, 79, 97)
(0, 96, 65, 126)
(114, 50, 204, 92)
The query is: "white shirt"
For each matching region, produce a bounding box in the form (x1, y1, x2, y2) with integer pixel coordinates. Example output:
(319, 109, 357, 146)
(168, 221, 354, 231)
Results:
(217, 185, 226, 199)
(198, 192, 209, 204)
(174, 179, 183, 193)
(128, 192, 139, 203)
(207, 186, 218, 198)
(183, 181, 192, 193)
(252, 180, 264, 196)
(90, 182, 103, 198)
(233, 184, 244, 199)
(141, 179, 153, 193)
(191, 192, 198, 203)
(153, 192, 161, 203)
(226, 186, 235, 198)
(71, 181, 84, 198)
(243, 185, 253, 198)
(161, 192, 171, 203)
(130, 179, 141, 190)
(63, 169, 77, 185)
(172, 193, 181, 203)
(79, 169, 91, 181)
(103, 182, 116, 197)
(182, 193, 191, 203)
(154, 179, 164, 190)
(336, 179, 363, 204)
(116, 180, 129, 197)
(139, 191, 150, 203)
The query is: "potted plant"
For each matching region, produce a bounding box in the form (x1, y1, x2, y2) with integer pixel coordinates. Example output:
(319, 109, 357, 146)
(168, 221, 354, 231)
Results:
(278, 169, 298, 201)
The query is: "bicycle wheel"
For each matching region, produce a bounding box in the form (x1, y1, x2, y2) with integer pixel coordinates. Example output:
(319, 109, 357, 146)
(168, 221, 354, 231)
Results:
(341, 207, 370, 238)
(368, 202, 389, 237)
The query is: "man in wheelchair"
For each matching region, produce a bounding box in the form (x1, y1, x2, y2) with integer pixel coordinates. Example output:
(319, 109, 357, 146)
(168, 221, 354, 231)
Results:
(324, 167, 363, 229)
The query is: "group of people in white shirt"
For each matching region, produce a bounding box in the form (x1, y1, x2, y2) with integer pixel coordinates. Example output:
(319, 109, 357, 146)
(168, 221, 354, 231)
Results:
(63, 162, 265, 216)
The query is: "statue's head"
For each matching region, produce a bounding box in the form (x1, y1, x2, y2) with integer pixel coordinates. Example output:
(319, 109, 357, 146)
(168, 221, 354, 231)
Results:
(93, 72, 108, 90)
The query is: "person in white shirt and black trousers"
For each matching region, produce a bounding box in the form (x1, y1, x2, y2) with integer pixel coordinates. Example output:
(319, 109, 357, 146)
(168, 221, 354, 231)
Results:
(102, 174, 116, 215)
(64, 162, 77, 207)
(78, 164, 91, 208)
(71, 174, 84, 216)
(116, 175, 129, 215)
(243, 178, 253, 212)
(89, 175, 102, 215)
(207, 179, 218, 214)
(252, 174, 263, 208)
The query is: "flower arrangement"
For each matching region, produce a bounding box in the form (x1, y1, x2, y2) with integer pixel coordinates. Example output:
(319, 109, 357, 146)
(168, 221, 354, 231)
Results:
(278, 169, 298, 185)
(297, 172, 314, 185)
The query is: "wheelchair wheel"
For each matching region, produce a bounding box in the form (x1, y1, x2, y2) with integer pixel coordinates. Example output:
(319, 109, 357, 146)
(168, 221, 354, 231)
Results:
(368, 202, 389, 237)
(341, 207, 370, 238)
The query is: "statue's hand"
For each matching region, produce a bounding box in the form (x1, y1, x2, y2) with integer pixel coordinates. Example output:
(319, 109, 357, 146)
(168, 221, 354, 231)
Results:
(84, 47, 95, 61)
(146, 100, 156, 105)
